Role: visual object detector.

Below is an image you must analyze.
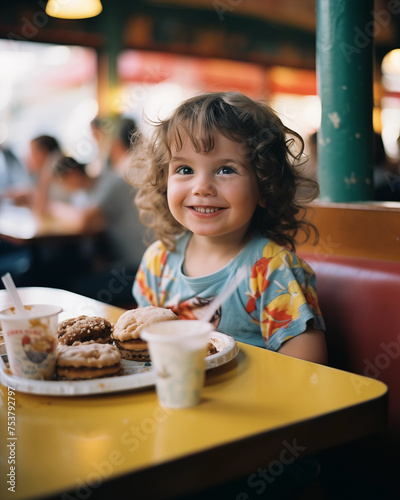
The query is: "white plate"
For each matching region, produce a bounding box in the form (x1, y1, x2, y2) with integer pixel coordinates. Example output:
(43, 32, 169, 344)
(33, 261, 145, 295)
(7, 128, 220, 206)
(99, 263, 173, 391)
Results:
(0, 332, 238, 397)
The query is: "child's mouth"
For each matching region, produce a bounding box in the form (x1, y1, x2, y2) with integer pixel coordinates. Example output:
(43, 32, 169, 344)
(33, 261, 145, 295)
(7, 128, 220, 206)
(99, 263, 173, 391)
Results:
(192, 206, 222, 214)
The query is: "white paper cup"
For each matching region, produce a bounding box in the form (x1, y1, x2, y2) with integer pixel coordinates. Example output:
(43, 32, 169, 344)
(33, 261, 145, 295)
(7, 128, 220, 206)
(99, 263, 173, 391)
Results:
(0, 304, 62, 380)
(142, 320, 213, 408)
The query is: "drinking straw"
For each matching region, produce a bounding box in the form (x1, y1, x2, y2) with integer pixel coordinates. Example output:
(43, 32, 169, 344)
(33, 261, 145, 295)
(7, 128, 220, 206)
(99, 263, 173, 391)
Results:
(201, 266, 247, 323)
(1, 272, 28, 317)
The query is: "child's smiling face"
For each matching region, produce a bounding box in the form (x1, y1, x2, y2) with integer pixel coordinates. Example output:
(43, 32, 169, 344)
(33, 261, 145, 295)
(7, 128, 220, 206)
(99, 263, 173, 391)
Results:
(167, 130, 261, 243)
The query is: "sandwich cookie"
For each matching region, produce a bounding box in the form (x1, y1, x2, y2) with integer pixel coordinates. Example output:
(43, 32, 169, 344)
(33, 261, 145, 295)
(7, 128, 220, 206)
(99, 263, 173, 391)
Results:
(56, 343, 121, 380)
(112, 306, 178, 362)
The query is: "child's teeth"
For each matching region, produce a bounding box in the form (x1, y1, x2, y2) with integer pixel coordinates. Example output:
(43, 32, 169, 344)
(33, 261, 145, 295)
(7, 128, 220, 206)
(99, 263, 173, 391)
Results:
(195, 207, 218, 213)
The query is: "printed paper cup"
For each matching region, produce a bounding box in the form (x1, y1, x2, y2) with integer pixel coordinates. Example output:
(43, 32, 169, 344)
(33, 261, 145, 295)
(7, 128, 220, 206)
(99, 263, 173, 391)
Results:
(142, 320, 213, 408)
(0, 304, 62, 380)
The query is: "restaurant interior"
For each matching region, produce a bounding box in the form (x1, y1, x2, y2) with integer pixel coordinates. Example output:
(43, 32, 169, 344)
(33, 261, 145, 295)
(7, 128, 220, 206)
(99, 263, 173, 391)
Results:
(0, 1, 400, 499)
(1, 0, 400, 288)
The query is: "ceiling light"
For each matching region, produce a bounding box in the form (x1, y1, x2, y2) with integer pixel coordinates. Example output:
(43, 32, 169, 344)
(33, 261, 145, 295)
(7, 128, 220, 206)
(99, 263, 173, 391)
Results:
(45, 0, 103, 20)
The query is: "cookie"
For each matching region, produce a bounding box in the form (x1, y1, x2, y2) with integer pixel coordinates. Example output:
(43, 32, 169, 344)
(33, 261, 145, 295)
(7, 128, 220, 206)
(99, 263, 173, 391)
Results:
(112, 338, 150, 362)
(58, 316, 113, 345)
(56, 343, 121, 380)
(112, 306, 178, 362)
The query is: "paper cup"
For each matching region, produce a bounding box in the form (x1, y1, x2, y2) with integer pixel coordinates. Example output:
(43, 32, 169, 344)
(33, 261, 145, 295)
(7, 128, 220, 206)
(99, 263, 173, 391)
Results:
(142, 320, 213, 408)
(0, 304, 62, 380)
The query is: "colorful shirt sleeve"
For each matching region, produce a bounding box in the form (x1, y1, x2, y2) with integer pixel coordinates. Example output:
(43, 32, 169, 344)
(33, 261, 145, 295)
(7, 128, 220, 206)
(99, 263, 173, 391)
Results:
(244, 242, 324, 351)
(133, 240, 169, 308)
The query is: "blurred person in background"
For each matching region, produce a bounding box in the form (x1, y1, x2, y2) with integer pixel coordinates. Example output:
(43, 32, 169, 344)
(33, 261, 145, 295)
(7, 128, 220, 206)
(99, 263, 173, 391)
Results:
(0, 144, 30, 198)
(0, 144, 33, 286)
(86, 116, 113, 178)
(1, 136, 65, 286)
(48, 155, 149, 306)
(109, 117, 138, 177)
(27, 135, 65, 214)
(2, 135, 65, 213)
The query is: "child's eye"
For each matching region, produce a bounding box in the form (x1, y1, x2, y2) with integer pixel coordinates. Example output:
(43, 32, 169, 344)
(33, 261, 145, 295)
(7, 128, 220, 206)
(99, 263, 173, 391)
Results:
(218, 166, 237, 175)
(176, 166, 194, 175)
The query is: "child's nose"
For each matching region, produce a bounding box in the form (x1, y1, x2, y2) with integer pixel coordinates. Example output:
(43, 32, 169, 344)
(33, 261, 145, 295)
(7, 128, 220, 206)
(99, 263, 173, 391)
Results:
(192, 173, 216, 196)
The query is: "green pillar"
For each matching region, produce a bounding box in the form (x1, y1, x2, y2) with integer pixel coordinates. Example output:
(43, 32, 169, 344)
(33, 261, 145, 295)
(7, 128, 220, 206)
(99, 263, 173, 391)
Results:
(316, 0, 374, 201)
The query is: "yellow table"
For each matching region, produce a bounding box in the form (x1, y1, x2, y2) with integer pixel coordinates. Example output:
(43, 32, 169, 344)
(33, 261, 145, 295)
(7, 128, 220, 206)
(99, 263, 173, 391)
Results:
(0, 288, 388, 500)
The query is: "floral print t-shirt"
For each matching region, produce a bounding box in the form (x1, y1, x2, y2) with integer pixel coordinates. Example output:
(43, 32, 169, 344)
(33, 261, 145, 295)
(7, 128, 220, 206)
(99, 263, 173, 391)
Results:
(133, 232, 325, 351)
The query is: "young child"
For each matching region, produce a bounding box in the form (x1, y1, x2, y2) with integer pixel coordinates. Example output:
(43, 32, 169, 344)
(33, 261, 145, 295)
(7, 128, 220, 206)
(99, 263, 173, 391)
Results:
(128, 91, 327, 365)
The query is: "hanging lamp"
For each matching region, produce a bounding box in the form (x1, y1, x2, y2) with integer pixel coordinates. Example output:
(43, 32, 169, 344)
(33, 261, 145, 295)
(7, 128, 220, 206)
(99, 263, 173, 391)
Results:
(45, 0, 103, 19)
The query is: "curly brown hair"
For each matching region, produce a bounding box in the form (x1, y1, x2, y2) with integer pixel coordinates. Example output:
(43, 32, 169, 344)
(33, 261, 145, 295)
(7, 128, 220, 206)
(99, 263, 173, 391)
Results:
(126, 91, 319, 251)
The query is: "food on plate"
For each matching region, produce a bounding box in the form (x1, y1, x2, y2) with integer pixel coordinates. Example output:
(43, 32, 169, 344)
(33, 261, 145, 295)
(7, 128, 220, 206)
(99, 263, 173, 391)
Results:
(112, 306, 178, 361)
(58, 315, 113, 345)
(56, 342, 121, 380)
(207, 341, 218, 356)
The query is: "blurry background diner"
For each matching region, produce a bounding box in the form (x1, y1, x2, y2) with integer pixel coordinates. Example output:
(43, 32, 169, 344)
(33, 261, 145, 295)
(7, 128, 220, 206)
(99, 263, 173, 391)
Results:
(0, 1, 399, 296)
(0, 1, 399, 496)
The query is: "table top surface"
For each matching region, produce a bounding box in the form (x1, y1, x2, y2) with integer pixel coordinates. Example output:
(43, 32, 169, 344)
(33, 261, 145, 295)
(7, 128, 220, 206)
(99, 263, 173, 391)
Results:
(0, 288, 388, 500)
(0, 204, 88, 243)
